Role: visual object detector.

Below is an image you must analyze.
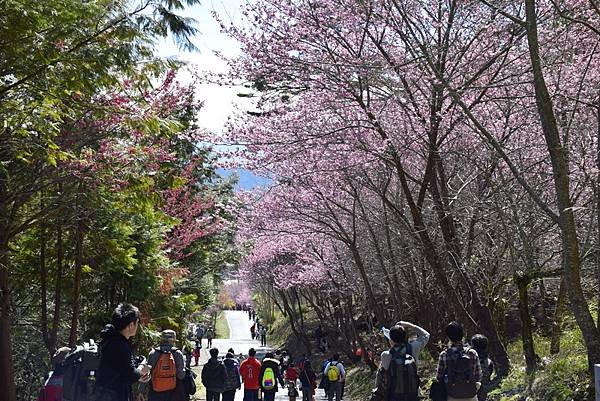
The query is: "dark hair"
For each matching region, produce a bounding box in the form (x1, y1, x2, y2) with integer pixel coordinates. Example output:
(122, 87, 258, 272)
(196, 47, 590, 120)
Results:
(389, 325, 407, 344)
(265, 352, 275, 359)
(332, 353, 339, 361)
(209, 348, 219, 358)
(226, 352, 234, 359)
(445, 321, 464, 342)
(249, 348, 256, 357)
(471, 334, 489, 355)
(111, 303, 140, 331)
(228, 348, 235, 354)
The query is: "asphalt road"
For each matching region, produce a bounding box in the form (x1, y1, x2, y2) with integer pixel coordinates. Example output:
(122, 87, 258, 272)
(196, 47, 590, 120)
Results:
(195, 310, 329, 401)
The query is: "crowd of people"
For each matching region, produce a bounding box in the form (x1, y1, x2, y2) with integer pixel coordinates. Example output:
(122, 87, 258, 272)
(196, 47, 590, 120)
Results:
(38, 302, 496, 401)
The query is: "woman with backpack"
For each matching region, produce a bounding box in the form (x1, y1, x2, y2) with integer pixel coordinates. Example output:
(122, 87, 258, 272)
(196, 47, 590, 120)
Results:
(299, 360, 317, 401)
(222, 352, 241, 401)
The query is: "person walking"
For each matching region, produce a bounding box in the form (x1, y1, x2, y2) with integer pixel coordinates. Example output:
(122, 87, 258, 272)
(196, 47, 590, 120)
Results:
(250, 323, 256, 340)
(202, 348, 227, 401)
(96, 303, 151, 401)
(435, 322, 482, 401)
(147, 330, 186, 401)
(259, 326, 267, 347)
(299, 360, 317, 401)
(285, 362, 300, 401)
(323, 354, 345, 401)
(470, 334, 494, 401)
(259, 352, 285, 401)
(192, 340, 201, 366)
(206, 327, 215, 348)
(223, 352, 242, 401)
(370, 321, 430, 401)
(240, 348, 262, 401)
(195, 325, 205, 348)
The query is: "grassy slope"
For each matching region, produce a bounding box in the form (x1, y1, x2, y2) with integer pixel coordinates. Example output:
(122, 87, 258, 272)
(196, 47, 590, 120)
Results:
(215, 311, 230, 339)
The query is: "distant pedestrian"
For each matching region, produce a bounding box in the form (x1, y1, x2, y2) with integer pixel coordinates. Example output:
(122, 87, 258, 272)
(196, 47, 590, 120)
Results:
(223, 352, 242, 401)
(206, 327, 215, 348)
(250, 323, 256, 340)
(202, 348, 227, 401)
(147, 330, 186, 401)
(195, 325, 205, 348)
(192, 340, 201, 366)
(436, 322, 482, 401)
(260, 327, 267, 347)
(323, 354, 345, 401)
(260, 352, 285, 401)
(240, 348, 262, 401)
(315, 326, 328, 352)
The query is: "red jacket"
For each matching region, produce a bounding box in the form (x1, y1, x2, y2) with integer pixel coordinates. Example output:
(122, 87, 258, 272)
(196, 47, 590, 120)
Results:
(240, 357, 262, 390)
(285, 367, 299, 381)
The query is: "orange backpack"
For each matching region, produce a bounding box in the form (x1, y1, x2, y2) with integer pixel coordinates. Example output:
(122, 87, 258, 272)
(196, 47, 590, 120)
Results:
(152, 349, 177, 392)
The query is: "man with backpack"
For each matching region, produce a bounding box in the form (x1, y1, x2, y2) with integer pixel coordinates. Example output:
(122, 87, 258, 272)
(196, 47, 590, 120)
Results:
(259, 352, 285, 401)
(240, 348, 262, 401)
(323, 354, 345, 401)
(435, 322, 482, 401)
(370, 321, 430, 401)
(96, 303, 151, 401)
(147, 330, 186, 401)
(202, 348, 227, 401)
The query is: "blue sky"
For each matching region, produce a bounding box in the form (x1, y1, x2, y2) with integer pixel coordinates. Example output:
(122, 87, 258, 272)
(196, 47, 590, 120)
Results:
(155, 1, 269, 190)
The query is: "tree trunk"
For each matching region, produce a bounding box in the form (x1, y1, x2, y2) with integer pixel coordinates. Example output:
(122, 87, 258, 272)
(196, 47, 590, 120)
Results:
(40, 213, 51, 353)
(69, 216, 85, 347)
(0, 241, 16, 401)
(51, 218, 64, 352)
(596, 99, 600, 327)
(525, 0, 600, 369)
(516, 275, 538, 373)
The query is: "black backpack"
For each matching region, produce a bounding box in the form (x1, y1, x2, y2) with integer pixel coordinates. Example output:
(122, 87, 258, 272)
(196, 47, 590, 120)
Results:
(183, 367, 197, 395)
(61, 340, 101, 401)
(446, 347, 477, 398)
(388, 344, 419, 400)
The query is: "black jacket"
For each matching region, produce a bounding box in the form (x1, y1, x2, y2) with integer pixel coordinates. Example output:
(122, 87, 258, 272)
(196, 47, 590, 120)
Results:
(201, 357, 227, 392)
(223, 358, 241, 391)
(97, 325, 141, 401)
(259, 358, 284, 392)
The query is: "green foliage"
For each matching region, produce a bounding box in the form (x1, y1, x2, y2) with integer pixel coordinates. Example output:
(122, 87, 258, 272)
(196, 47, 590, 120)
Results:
(0, 1, 237, 400)
(489, 326, 594, 401)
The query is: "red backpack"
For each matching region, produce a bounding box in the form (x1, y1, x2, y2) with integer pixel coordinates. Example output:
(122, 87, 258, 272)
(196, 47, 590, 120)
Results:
(38, 373, 63, 401)
(152, 349, 177, 392)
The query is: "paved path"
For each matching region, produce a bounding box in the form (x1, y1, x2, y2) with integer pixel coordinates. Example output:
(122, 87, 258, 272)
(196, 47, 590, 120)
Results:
(193, 310, 329, 401)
